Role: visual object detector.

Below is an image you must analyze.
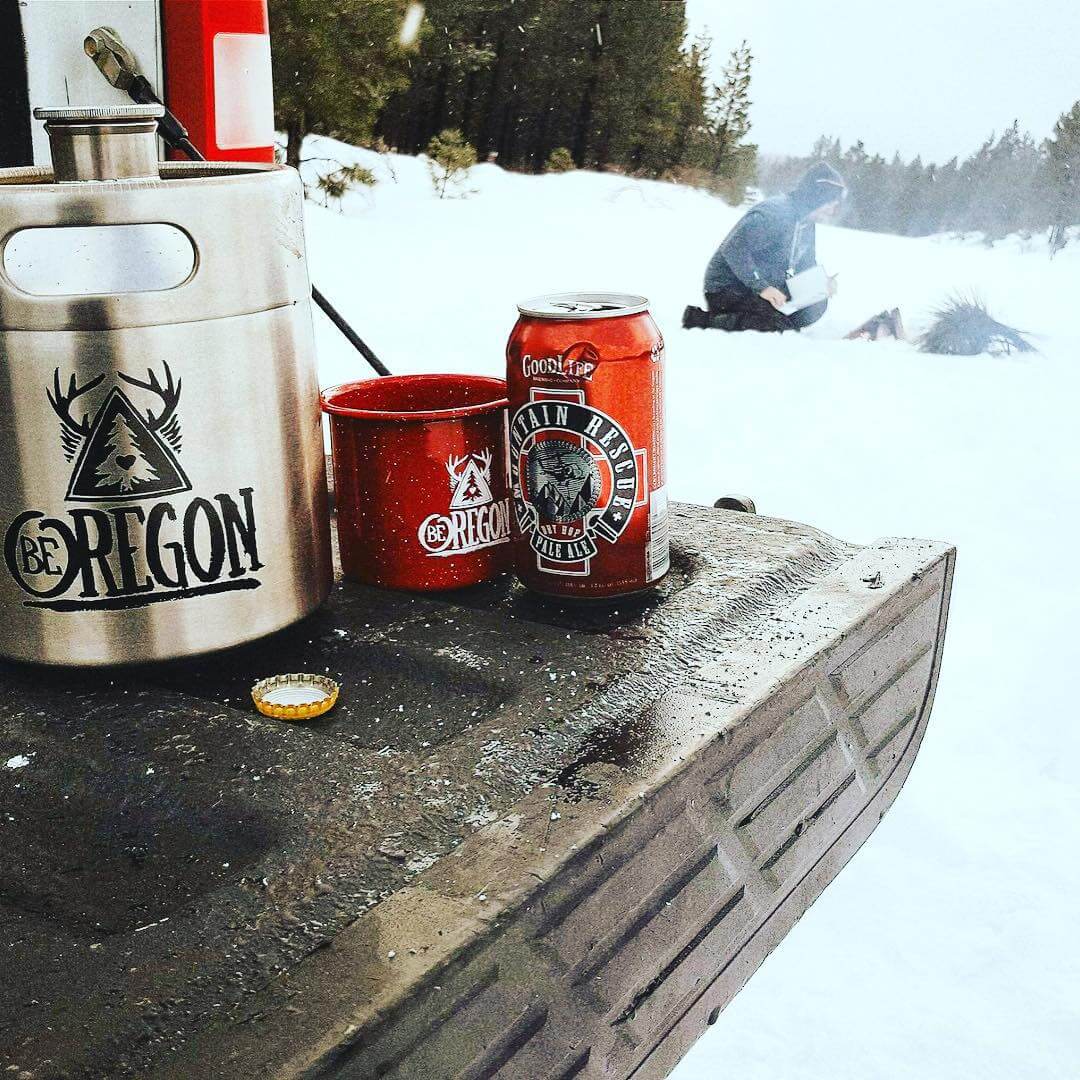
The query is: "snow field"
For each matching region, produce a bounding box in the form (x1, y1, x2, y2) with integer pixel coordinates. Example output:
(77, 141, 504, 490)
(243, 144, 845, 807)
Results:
(301, 138, 1080, 1078)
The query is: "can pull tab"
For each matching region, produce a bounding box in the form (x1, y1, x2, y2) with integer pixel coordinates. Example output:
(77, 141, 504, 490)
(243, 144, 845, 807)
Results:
(33, 105, 164, 182)
(550, 301, 622, 314)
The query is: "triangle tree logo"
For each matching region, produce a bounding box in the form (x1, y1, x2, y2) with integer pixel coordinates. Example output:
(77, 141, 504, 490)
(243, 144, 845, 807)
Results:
(67, 388, 190, 501)
(447, 450, 495, 509)
(48, 364, 191, 503)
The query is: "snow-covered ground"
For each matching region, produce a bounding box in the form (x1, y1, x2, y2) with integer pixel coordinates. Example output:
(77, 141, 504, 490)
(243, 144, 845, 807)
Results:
(300, 138, 1080, 1078)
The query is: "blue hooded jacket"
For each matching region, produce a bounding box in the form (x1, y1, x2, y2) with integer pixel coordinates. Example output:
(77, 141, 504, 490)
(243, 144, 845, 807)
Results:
(704, 162, 845, 296)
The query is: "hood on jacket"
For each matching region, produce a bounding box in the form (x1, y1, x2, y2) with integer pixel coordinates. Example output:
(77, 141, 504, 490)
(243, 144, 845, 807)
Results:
(790, 162, 846, 216)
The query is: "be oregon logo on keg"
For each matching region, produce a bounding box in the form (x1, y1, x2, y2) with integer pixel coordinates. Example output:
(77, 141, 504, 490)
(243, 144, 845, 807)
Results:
(509, 398, 640, 565)
(3, 364, 264, 611)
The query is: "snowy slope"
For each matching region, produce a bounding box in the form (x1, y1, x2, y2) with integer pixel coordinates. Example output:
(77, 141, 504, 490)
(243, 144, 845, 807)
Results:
(300, 138, 1080, 1078)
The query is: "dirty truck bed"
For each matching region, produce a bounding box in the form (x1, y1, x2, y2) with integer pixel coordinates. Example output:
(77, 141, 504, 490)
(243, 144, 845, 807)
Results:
(0, 503, 953, 1079)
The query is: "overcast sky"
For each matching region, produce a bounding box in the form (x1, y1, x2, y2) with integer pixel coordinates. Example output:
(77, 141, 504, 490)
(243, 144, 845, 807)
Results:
(685, 0, 1079, 163)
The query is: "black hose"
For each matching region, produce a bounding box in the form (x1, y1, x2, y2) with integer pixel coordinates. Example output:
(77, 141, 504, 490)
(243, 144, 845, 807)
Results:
(311, 288, 392, 376)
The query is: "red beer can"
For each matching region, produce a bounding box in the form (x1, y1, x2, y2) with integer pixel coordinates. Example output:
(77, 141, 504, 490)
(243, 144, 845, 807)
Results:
(506, 292, 668, 599)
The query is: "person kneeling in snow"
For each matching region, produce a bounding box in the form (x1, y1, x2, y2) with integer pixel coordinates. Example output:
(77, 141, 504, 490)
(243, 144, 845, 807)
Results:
(683, 162, 846, 333)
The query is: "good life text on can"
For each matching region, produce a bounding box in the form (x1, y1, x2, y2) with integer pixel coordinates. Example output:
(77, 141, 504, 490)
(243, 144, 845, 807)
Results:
(506, 292, 669, 599)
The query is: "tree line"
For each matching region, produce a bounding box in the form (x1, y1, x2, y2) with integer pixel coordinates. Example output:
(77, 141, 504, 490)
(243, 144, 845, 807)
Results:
(759, 104, 1080, 248)
(270, 0, 757, 200)
(268, 0, 1078, 246)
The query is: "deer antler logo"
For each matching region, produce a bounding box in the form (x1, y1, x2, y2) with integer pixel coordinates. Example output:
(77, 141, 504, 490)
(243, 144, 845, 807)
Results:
(445, 453, 468, 490)
(48, 362, 191, 503)
(117, 364, 183, 454)
(47, 370, 106, 461)
(446, 449, 496, 509)
(446, 448, 492, 489)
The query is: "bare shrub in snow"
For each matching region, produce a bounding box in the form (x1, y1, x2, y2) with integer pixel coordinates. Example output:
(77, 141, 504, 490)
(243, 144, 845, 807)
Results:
(314, 163, 376, 210)
(371, 137, 399, 183)
(919, 296, 1035, 356)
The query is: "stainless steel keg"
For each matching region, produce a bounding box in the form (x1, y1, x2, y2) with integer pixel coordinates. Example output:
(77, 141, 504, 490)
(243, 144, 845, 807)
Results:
(0, 106, 332, 665)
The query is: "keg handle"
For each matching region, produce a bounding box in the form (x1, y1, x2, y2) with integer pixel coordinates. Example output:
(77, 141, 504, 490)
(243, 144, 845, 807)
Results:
(2, 222, 196, 298)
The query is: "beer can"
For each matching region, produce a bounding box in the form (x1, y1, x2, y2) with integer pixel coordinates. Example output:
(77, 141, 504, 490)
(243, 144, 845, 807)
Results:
(506, 292, 669, 599)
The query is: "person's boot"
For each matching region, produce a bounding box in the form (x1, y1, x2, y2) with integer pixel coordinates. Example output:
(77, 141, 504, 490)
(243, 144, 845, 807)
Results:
(705, 312, 744, 331)
(682, 304, 708, 329)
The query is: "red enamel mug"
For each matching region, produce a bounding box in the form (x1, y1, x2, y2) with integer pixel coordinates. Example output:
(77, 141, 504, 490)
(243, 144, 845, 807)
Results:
(321, 374, 511, 590)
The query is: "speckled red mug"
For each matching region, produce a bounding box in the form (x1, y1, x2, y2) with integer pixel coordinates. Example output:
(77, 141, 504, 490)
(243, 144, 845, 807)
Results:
(321, 374, 511, 590)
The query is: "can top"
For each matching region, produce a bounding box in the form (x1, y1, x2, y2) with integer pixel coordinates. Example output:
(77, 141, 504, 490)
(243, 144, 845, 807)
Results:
(516, 291, 649, 320)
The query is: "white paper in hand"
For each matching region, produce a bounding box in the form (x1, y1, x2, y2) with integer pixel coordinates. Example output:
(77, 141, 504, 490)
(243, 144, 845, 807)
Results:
(778, 265, 830, 316)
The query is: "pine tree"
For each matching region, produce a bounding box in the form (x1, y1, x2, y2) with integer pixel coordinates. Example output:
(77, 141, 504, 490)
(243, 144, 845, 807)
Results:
(378, 0, 503, 155)
(461, 472, 483, 502)
(665, 37, 711, 171)
(929, 156, 964, 236)
(583, 0, 688, 172)
(1045, 101, 1080, 254)
(375, 0, 720, 180)
(570, 1, 610, 168)
(711, 41, 752, 171)
(676, 39, 757, 203)
(268, 0, 413, 167)
(894, 156, 929, 236)
(545, 147, 575, 173)
(837, 140, 870, 227)
(426, 128, 477, 197)
(94, 412, 159, 493)
(956, 123, 1044, 240)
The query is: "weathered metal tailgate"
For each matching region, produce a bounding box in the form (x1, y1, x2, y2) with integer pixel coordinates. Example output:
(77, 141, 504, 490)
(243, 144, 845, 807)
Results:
(0, 505, 952, 1080)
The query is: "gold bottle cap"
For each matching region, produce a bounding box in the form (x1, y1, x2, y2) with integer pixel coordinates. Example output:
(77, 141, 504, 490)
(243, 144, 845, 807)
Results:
(251, 673, 340, 721)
